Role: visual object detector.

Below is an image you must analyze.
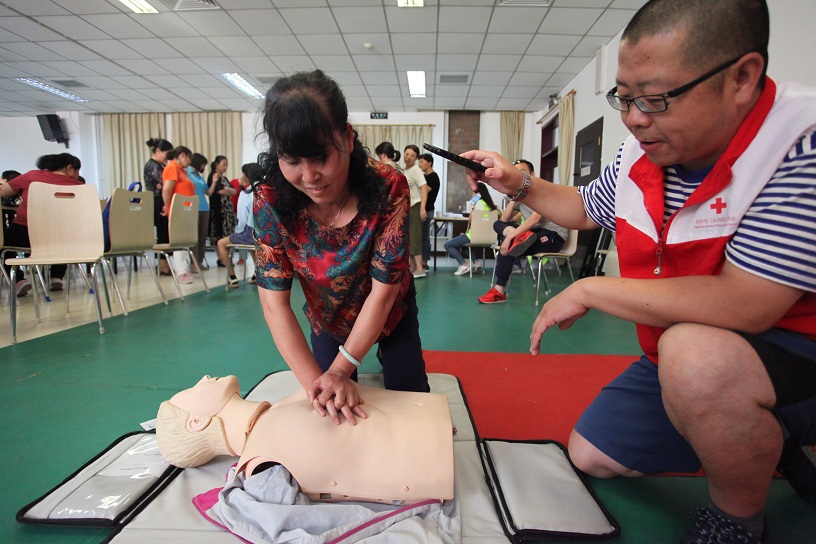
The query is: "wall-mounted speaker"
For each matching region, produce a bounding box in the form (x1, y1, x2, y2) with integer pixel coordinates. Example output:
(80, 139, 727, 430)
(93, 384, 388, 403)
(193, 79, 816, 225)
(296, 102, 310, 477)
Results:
(37, 114, 69, 147)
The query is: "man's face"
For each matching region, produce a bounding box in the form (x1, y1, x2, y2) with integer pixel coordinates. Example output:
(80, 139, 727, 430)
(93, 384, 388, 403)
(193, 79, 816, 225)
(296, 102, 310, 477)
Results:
(403, 148, 417, 168)
(513, 161, 532, 175)
(616, 29, 742, 171)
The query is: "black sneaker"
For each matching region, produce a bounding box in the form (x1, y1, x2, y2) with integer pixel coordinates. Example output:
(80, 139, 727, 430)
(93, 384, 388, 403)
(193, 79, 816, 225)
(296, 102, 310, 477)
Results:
(680, 507, 771, 544)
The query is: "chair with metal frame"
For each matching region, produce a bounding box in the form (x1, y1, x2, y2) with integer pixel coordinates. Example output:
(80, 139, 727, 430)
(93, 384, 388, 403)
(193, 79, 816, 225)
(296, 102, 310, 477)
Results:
(224, 243, 256, 291)
(4, 182, 107, 343)
(529, 228, 578, 306)
(102, 187, 167, 314)
(463, 209, 499, 278)
(152, 194, 208, 301)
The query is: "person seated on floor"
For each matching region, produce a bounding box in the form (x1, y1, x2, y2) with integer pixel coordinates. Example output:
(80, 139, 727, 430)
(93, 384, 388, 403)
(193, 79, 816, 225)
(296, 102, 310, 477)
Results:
(477, 160, 567, 304)
(156, 375, 454, 504)
(215, 162, 262, 287)
(444, 182, 497, 276)
(0, 154, 83, 296)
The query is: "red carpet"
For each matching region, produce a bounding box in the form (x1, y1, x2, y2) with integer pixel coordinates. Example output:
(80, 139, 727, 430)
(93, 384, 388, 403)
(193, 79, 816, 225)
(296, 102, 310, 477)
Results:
(425, 351, 635, 444)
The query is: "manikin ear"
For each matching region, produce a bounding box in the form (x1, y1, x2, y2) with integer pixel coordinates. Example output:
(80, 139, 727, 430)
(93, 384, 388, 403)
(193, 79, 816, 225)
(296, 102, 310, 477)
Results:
(730, 52, 766, 107)
(187, 415, 212, 432)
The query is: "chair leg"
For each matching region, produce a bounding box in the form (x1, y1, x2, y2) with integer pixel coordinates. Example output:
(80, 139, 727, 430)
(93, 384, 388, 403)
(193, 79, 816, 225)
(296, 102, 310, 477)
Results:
(9, 266, 17, 343)
(29, 266, 41, 323)
(225, 246, 233, 291)
(189, 250, 208, 292)
(162, 251, 184, 300)
(34, 265, 51, 302)
(565, 258, 575, 283)
(141, 253, 168, 305)
(89, 262, 106, 335)
(96, 262, 113, 317)
(102, 258, 127, 316)
(468, 247, 473, 278)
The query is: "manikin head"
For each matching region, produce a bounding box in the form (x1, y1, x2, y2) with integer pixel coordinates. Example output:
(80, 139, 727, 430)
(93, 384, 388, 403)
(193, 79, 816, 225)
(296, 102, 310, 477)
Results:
(156, 375, 241, 468)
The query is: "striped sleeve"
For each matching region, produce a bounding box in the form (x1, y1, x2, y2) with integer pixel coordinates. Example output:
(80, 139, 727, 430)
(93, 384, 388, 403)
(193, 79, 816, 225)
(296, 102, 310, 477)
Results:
(578, 142, 624, 232)
(726, 128, 816, 292)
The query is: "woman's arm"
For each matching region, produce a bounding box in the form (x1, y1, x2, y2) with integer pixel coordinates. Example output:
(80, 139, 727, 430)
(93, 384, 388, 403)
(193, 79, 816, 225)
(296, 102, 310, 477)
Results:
(161, 179, 176, 215)
(0, 182, 16, 197)
(257, 287, 369, 425)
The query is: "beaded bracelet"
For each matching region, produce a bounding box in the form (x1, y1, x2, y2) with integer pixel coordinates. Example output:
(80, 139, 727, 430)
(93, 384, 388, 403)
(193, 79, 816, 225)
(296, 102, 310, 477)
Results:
(510, 170, 532, 202)
(338, 345, 362, 368)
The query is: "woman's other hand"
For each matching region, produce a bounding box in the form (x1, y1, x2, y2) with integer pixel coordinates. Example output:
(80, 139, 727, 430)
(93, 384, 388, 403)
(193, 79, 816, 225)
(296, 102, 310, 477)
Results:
(307, 368, 368, 425)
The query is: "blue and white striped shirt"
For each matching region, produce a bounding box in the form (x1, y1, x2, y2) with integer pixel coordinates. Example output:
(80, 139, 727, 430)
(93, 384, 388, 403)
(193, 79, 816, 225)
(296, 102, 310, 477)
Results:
(579, 128, 816, 292)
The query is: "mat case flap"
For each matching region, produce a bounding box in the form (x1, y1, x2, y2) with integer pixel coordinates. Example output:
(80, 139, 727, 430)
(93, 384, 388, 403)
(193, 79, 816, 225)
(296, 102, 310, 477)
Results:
(478, 438, 620, 542)
(16, 431, 182, 530)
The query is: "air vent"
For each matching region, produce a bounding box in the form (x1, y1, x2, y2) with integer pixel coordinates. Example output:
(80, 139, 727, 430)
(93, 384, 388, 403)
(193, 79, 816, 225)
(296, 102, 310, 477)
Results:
(438, 74, 469, 85)
(255, 76, 280, 86)
(50, 79, 89, 88)
(162, 0, 220, 11)
(498, 0, 552, 6)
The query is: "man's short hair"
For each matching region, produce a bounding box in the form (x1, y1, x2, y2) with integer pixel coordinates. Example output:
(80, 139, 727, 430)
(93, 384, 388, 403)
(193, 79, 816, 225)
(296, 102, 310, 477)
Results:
(513, 159, 535, 173)
(623, 0, 769, 81)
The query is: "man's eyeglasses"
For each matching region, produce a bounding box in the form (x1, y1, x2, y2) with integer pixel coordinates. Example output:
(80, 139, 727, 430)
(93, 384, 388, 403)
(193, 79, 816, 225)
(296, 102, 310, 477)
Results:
(606, 54, 745, 114)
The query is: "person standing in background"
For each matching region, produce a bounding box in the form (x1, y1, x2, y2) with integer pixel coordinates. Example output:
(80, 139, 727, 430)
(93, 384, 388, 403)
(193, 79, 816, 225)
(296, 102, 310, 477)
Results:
(375, 141, 402, 172)
(402, 144, 428, 278)
(207, 155, 237, 266)
(144, 138, 173, 275)
(186, 152, 211, 270)
(161, 146, 195, 284)
(418, 153, 440, 270)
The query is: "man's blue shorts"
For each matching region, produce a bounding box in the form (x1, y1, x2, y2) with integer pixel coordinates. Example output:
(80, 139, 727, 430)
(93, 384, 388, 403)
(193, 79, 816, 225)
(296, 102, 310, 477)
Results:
(574, 328, 816, 475)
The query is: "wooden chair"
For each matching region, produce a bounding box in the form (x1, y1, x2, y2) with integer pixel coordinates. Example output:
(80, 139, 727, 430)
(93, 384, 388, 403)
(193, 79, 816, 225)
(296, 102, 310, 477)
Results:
(152, 194, 208, 300)
(0, 219, 49, 301)
(529, 228, 578, 305)
(103, 188, 167, 314)
(463, 209, 499, 278)
(4, 182, 106, 343)
(224, 243, 255, 292)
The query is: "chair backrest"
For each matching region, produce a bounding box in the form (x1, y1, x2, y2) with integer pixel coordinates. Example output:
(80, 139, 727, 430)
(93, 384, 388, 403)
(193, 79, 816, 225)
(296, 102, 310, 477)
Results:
(560, 228, 579, 256)
(107, 188, 155, 253)
(468, 209, 499, 246)
(27, 182, 103, 261)
(168, 194, 199, 247)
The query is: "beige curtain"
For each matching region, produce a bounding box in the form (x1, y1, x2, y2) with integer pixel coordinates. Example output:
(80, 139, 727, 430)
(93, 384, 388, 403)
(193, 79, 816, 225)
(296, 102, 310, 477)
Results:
(557, 93, 575, 186)
(170, 111, 243, 178)
(100, 113, 166, 198)
(499, 111, 525, 163)
(355, 125, 434, 166)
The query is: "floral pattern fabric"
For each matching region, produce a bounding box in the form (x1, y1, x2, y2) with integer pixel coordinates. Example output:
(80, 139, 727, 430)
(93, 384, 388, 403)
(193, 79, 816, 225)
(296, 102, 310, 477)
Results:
(255, 159, 410, 341)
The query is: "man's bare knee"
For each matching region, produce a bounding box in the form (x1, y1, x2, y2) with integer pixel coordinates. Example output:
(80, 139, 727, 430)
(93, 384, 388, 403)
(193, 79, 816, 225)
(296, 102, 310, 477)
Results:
(568, 429, 643, 479)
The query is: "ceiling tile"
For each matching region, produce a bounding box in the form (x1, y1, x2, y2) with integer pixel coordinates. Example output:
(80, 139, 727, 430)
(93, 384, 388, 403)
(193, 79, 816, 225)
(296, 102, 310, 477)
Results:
(539, 8, 604, 35)
(310, 55, 358, 72)
(79, 40, 144, 60)
(38, 41, 103, 61)
(227, 9, 289, 36)
(279, 8, 339, 35)
(34, 15, 113, 40)
(487, 6, 548, 34)
(332, 7, 387, 34)
(298, 34, 349, 56)
(209, 36, 265, 57)
(437, 7, 491, 34)
(527, 34, 582, 57)
(81, 14, 155, 39)
(0, 17, 65, 42)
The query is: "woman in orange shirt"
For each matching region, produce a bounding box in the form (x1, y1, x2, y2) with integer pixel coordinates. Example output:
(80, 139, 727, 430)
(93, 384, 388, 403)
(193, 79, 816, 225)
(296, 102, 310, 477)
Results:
(161, 146, 195, 284)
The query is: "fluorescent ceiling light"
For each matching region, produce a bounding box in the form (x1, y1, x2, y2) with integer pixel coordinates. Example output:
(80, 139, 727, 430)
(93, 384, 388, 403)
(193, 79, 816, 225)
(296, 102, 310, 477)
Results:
(407, 71, 426, 98)
(117, 0, 158, 14)
(397, 0, 424, 6)
(221, 73, 264, 99)
(15, 78, 89, 102)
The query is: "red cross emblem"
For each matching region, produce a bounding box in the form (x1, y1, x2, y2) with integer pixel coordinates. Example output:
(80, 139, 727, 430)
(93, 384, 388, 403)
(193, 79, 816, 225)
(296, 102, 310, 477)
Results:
(710, 197, 727, 214)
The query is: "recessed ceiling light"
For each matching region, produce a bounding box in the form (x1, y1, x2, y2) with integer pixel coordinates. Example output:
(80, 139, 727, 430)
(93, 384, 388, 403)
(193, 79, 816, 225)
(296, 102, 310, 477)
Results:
(397, 0, 424, 7)
(117, 0, 158, 14)
(15, 78, 89, 102)
(407, 71, 426, 98)
(221, 73, 264, 98)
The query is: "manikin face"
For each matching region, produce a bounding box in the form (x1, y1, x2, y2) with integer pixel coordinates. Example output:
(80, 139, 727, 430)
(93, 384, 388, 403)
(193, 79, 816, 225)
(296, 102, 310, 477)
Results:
(616, 28, 743, 171)
(403, 147, 417, 169)
(278, 125, 354, 205)
(169, 375, 240, 417)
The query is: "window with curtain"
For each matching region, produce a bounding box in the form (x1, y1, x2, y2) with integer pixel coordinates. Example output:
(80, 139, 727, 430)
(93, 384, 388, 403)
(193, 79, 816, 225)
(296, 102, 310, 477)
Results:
(354, 125, 434, 166)
(500, 111, 525, 165)
(100, 112, 167, 198)
(169, 111, 243, 179)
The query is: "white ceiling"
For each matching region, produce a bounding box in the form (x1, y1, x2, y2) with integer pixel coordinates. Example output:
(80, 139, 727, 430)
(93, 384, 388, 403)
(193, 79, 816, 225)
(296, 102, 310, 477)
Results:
(0, 0, 647, 117)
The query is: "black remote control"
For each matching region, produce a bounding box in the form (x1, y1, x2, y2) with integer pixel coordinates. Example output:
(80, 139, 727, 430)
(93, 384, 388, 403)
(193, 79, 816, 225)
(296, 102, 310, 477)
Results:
(422, 143, 487, 173)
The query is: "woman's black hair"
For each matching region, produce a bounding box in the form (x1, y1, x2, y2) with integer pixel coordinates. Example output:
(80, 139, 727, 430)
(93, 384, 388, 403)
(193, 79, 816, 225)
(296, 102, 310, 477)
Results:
(35, 153, 81, 172)
(375, 141, 401, 163)
(257, 69, 386, 224)
(403, 144, 420, 157)
(167, 146, 191, 161)
(207, 155, 228, 185)
(190, 153, 208, 172)
(475, 182, 497, 211)
(2, 170, 21, 181)
(146, 137, 173, 153)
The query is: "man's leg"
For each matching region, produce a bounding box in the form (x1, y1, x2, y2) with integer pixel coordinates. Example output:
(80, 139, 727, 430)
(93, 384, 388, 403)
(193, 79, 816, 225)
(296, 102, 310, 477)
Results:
(658, 323, 780, 518)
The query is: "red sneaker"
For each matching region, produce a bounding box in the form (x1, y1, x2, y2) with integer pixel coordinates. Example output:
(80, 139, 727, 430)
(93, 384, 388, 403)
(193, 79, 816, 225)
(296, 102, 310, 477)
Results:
(508, 231, 536, 257)
(478, 287, 507, 304)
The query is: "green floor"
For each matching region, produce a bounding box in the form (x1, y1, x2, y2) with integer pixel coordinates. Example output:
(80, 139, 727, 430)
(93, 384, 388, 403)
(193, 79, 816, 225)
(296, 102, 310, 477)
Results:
(2, 267, 814, 543)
